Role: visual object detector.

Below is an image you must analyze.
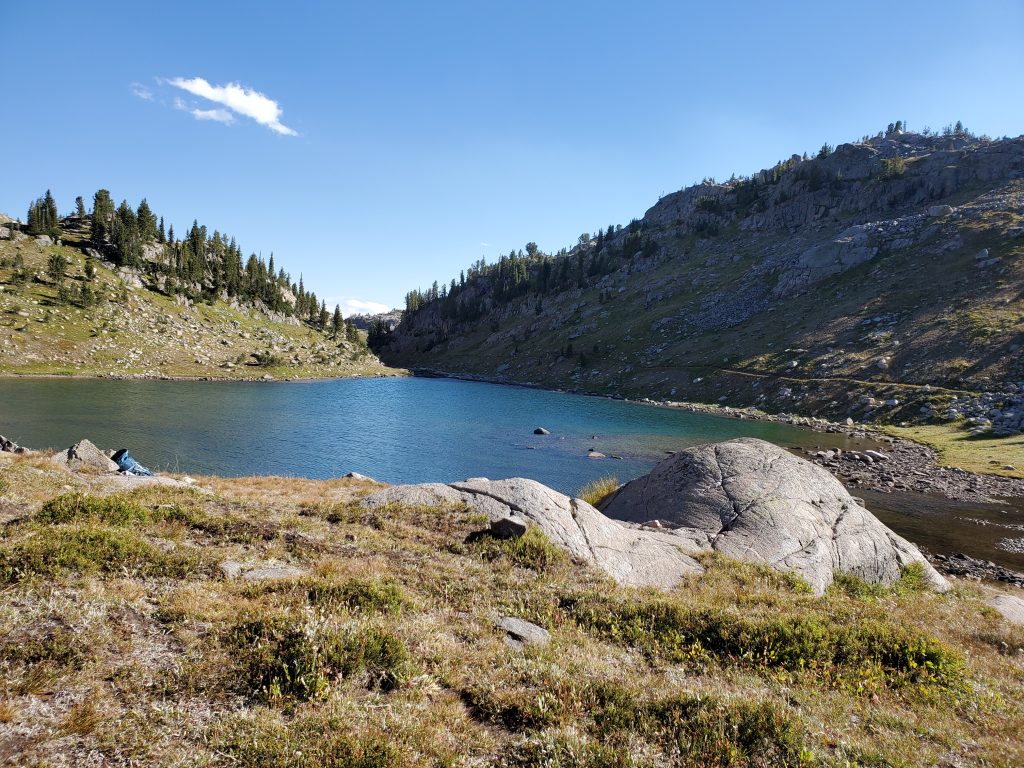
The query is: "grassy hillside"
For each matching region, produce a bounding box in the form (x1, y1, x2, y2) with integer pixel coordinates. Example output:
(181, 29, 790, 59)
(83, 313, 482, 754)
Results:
(0, 450, 1022, 766)
(375, 132, 1024, 432)
(0, 226, 396, 380)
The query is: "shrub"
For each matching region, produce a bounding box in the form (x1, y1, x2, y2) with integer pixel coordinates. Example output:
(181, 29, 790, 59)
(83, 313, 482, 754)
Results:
(37, 492, 206, 529)
(831, 563, 928, 600)
(38, 493, 150, 525)
(231, 613, 411, 702)
(307, 578, 407, 615)
(213, 711, 401, 768)
(0, 525, 202, 582)
(595, 691, 812, 767)
(562, 592, 962, 690)
(469, 526, 568, 571)
(881, 156, 906, 178)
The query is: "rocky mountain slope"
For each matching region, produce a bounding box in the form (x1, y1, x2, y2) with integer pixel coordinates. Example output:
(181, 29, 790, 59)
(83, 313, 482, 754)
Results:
(374, 128, 1024, 433)
(0, 218, 394, 380)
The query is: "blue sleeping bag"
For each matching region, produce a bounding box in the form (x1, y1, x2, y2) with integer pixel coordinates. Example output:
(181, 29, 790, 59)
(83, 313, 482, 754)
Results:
(111, 449, 154, 477)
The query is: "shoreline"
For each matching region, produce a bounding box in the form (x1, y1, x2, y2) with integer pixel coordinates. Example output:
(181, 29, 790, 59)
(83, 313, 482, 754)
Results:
(0, 369, 409, 384)
(407, 367, 1024, 497)
(3, 363, 1021, 498)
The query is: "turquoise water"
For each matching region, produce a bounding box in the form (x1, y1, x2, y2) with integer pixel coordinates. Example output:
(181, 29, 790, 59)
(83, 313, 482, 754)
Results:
(0, 376, 859, 494)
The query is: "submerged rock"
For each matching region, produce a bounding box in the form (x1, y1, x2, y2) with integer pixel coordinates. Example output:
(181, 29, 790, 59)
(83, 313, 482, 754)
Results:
(362, 477, 702, 590)
(600, 438, 948, 595)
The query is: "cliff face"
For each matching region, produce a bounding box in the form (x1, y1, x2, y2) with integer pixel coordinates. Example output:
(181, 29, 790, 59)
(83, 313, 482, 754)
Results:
(375, 132, 1024, 424)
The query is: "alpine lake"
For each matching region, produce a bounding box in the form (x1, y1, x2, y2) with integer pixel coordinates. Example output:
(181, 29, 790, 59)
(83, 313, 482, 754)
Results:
(2, 375, 1021, 572)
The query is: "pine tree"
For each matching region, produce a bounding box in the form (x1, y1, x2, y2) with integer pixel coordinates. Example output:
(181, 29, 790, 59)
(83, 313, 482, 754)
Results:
(157, 217, 166, 243)
(318, 300, 328, 330)
(47, 253, 66, 283)
(75, 196, 86, 219)
(91, 189, 115, 242)
(44, 190, 58, 232)
(137, 199, 157, 242)
(111, 199, 142, 267)
(332, 304, 343, 339)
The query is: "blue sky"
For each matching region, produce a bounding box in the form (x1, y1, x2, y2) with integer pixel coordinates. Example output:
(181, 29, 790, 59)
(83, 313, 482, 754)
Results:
(3, 1, 1023, 314)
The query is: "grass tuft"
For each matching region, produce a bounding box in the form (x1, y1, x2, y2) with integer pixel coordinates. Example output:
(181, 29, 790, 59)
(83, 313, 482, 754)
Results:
(230, 611, 412, 703)
(577, 475, 619, 507)
(468, 526, 569, 571)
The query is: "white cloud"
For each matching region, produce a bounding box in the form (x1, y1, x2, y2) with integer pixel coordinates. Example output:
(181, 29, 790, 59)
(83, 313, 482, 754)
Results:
(166, 76, 297, 135)
(479, 242, 490, 247)
(131, 82, 153, 101)
(332, 298, 392, 317)
(192, 107, 234, 124)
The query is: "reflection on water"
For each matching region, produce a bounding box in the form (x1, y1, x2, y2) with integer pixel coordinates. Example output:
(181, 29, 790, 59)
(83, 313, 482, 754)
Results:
(864, 490, 1024, 572)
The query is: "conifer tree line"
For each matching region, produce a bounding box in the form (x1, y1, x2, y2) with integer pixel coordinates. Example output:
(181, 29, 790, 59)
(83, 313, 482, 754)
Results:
(399, 220, 654, 327)
(21, 188, 361, 341)
(25, 190, 59, 238)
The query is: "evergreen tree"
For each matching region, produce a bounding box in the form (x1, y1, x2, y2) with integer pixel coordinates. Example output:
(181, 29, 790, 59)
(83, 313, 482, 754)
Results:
(137, 198, 157, 242)
(44, 190, 58, 230)
(318, 300, 328, 330)
(331, 304, 343, 339)
(91, 189, 115, 242)
(75, 196, 86, 219)
(157, 217, 166, 243)
(47, 253, 66, 283)
(111, 199, 142, 267)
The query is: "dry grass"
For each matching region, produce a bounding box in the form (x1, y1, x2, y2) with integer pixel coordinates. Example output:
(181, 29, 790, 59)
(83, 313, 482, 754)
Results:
(883, 423, 1024, 478)
(0, 453, 1022, 766)
(577, 474, 620, 507)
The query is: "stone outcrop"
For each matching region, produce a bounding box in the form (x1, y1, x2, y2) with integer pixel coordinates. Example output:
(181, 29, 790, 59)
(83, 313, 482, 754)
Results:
(987, 593, 1024, 626)
(50, 439, 119, 473)
(773, 224, 878, 298)
(601, 438, 948, 594)
(362, 478, 703, 590)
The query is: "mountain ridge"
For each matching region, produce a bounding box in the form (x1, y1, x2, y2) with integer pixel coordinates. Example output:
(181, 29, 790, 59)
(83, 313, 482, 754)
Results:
(372, 126, 1024, 433)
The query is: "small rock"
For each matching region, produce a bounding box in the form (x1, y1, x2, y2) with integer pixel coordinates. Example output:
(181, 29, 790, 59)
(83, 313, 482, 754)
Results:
(220, 560, 307, 581)
(497, 616, 550, 649)
(928, 204, 954, 218)
(533, 427, 551, 435)
(490, 515, 529, 539)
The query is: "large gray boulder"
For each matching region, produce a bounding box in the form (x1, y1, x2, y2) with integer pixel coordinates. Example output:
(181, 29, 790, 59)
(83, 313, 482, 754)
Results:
(362, 477, 702, 590)
(601, 438, 948, 595)
(50, 439, 119, 473)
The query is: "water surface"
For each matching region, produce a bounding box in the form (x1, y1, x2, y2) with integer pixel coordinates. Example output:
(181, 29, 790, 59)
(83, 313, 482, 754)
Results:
(0, 376, 854, 492)
(3, 376, 1021, 571)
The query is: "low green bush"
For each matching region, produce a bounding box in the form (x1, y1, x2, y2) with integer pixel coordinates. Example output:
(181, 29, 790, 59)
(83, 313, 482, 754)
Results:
(562, 592, 962, 690)
(231, 613, 411, 702)
(469, 526, 568, 571)
(0, 525, 202, 582)
(307, 578, 407, 615)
